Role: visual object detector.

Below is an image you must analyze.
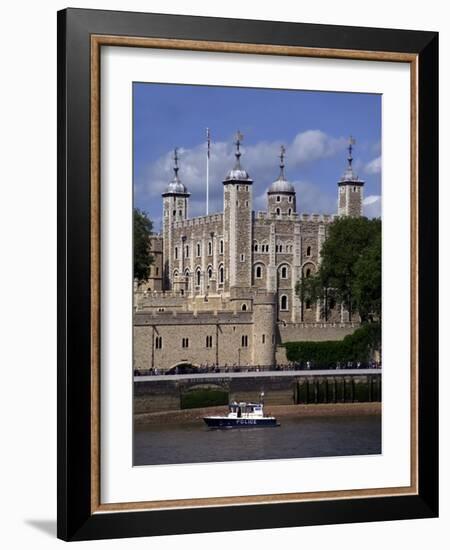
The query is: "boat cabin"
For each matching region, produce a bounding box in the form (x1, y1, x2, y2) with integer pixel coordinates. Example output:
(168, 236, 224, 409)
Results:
(228, 402, 264, 418)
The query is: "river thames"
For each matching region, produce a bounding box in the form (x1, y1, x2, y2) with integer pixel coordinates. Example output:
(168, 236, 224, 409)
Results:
(134, 413, 381, 466)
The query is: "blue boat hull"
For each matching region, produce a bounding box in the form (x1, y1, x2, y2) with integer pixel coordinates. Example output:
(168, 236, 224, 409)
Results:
(204, 417, 279, 428)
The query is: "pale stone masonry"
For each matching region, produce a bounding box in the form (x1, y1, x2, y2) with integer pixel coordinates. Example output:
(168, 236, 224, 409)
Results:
(134, 135, 364, 372)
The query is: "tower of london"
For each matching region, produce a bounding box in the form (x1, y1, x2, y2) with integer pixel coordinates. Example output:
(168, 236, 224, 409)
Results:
(134, 134, 364, 373)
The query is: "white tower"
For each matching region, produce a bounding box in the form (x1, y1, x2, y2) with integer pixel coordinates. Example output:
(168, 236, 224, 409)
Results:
(337, 137, 365, 217)
(162, 149, 190, 289)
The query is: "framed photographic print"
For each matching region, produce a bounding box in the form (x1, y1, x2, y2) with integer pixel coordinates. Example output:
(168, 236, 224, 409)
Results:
(57, 8, 438, 541)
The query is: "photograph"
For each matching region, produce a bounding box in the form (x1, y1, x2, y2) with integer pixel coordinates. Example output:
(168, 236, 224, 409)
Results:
(132, 83, 383, 466)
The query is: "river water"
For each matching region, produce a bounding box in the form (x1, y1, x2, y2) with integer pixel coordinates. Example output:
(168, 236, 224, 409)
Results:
(134, 414, 381, 466)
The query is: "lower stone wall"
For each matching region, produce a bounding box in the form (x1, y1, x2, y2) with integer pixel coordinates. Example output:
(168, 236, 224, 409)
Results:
(134, 373, 381, 414)
(278, 324, 358, 343)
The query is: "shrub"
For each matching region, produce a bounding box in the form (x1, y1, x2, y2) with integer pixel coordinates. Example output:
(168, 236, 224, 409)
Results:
(284, 323, 381, 365)
(180, 389, 229, 409)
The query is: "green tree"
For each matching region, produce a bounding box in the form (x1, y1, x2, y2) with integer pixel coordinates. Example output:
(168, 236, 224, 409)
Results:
(296, 217, 381, 322)
(134, 208, 153, 282)
(354, 231, 381, 322)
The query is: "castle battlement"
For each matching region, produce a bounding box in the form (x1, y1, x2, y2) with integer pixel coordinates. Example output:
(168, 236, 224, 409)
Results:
(135, 309, 253, 326)
(255, 211, 337, 223)
(174, 213, 224, 229)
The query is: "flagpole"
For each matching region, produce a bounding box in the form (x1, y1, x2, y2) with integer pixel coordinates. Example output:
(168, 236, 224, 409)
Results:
(206, 128, 210, 216)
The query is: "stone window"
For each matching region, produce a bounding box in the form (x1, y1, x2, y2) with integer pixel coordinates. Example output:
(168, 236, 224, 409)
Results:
(158, 307, 165, 312)
(306, 246, 311, 256)
(255, 265, 262, 279)
(240, 254, 245, 262)
(155, 336, 162, 349)
(262, 334, 266, 344)
(253, 241, 258, 252)
(172, 210, 176, 216)
(241, 335, 248, 347)
(182, 337, 189, 348)
(196, 269, 201, 287)
(280, 295, 288, 311)
(219, 264, 224, 284)
(288, 208, 292, 215)
(220, 240, 224, 254)
(281, 266, 288, 279)
(241, 303, 247, 311)
(196, 243, 201, 257)
(173, 270, 178, 278)
(276, 208, 281, 216)
(276, 195, 281, 202)
(208, 266, 212, 279)
(208, 241, 212, 255)
(185, 245, 189, 258)
(174, 247, 178, 260)
(306, 268, 311, 278)
(288, 196, 293, 203)
(206, 335, 213, 348)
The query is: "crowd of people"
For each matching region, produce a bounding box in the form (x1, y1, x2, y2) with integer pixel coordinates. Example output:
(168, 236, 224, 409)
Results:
(134, 360, 381, 377)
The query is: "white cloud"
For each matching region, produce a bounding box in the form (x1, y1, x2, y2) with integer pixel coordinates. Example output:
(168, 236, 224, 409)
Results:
(363, 195, 381, 218)
(364, 156, 381, 175)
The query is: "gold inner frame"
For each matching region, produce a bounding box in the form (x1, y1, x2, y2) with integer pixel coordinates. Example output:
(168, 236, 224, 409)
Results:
(90, 35, 419, 514)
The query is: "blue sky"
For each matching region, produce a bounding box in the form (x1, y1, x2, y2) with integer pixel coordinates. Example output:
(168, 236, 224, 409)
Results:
(134, 83, 381, 232)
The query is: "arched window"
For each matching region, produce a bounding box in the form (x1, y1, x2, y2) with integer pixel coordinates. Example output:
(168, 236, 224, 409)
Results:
(253, 240, 258, 252)
(280, 295, 288, 311)
(220, 240, 224, 254)
(276, 195, 281, 202)
(306, 246, 311, 257)
(306, 268, 311, 278)
(241, 304, 247, 311)
(288, 196, 293, 203)
(276, 208, 281, 216)
(255, 265, 262, 279)
(208, 241, 212, 255)
(288, 208, 292, 215)
(280, 266, 288, 279)
(173, 270, 178, 278)
(196, 243, 201, 257)
(196, 269, 201, 287)
(219, 264, 224, 284)
(208, 266, 212, 279)
(279, 244, 283, 253)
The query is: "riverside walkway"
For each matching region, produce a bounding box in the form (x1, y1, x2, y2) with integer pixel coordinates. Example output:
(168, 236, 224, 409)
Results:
(135, 368, 381, 382)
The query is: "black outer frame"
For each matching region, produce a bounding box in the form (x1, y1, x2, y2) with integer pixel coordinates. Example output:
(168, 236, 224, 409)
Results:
(57, 8, 438, 541)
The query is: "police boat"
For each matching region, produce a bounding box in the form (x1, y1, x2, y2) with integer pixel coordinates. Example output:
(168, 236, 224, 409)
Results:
(203, 393, 279, 428)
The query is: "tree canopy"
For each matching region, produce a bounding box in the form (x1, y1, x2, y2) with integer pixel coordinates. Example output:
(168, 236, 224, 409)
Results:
(297, 217, 381, 323)
(133, 208, 153, 282)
